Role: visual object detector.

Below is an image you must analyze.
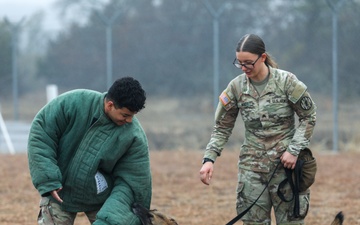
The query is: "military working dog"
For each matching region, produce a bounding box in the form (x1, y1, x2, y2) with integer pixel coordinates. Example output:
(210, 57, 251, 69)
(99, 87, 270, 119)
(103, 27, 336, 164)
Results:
(132, 202, 343, 225)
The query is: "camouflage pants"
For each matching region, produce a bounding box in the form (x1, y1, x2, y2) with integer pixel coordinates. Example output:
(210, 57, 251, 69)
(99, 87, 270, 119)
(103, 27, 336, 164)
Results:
(236, 164, 310, 225)
(37, 197, 99, 225)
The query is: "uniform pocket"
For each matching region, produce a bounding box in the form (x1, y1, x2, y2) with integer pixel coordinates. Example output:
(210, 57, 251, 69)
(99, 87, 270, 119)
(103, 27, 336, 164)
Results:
(289, 191, 310, 219)
(298, 191, 310, 219)
(38, 197, 55, 225)
(236, 181, 245, 211)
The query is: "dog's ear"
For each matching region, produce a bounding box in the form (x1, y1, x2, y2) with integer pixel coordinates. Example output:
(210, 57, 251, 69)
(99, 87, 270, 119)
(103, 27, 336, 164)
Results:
(169, 218, 179, 225)
(331, 211, 344, 225)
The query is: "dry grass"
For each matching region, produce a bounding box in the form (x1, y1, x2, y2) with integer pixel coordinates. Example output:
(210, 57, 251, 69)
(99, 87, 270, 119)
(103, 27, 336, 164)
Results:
(1, 150, 360, 225)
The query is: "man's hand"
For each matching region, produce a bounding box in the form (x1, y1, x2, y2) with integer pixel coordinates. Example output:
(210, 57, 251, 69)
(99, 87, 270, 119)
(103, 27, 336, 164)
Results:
(280, 151, 298, 169)
(51, 188, 63, 203)
(199, 162, 214, 185)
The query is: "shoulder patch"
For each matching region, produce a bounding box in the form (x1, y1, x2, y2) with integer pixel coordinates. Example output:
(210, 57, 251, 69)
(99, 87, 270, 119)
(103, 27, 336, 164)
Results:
(219, 92, 230, 106)
(300, 96, 313, 110)
(288, 80, 307, 104)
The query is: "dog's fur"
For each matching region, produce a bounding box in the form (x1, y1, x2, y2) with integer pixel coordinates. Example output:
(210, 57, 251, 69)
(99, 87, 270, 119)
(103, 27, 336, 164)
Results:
(132, 203, 178, 225)
(133, 202, 343, 225)
(331, 211, 344, 225)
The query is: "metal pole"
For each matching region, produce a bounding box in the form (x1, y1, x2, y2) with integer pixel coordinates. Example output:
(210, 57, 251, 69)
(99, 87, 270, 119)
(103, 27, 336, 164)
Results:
(201, 0, 227, 111)
(5, 17, 24, 121)
(106, 26, 113, 89)
(96, 9, 122, 89)
(11, 26, 19, 120)
(213, 19, 219, 110)
(327, 0, 346, 152)
(331, 11, 338, 153)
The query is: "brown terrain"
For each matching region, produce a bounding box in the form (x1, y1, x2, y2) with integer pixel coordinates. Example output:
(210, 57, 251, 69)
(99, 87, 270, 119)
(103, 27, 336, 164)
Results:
(1, 150, 359, 225)
(1, 94, 360, 224)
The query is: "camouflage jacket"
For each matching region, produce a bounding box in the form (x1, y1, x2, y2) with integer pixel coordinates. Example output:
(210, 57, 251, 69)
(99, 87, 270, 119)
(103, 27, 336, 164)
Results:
(203, 67, 316, 172)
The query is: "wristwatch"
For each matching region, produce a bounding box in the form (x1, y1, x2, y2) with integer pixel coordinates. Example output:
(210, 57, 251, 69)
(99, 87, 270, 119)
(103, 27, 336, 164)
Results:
(202, 158, 214, 164)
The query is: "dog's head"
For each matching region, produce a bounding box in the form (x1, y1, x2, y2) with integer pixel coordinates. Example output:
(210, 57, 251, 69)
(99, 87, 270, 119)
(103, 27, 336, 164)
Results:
(132, 202, 178, 225)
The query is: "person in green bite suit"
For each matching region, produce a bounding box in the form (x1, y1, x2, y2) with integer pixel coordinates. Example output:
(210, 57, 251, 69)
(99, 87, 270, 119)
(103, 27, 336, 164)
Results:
(28, 77, 152, 225)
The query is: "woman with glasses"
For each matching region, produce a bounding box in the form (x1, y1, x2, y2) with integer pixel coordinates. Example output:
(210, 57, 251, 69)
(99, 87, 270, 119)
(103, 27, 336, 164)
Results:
(199, 34, 316, 225)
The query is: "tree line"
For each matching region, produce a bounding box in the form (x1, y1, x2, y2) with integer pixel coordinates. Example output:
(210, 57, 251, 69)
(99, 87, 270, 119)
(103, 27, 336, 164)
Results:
(0, 0, 359, 100)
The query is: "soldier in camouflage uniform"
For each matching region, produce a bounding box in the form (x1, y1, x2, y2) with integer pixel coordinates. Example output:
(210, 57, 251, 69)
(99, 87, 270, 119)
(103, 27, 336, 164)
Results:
(199, 34, 316, 225)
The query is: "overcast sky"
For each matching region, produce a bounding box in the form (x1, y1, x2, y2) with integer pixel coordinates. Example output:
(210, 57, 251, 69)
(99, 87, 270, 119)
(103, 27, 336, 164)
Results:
(0, 0, 61, 31)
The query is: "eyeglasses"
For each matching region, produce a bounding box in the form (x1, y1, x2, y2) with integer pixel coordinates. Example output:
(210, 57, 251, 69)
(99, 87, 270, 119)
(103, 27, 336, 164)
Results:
(233, 55, 261, 69)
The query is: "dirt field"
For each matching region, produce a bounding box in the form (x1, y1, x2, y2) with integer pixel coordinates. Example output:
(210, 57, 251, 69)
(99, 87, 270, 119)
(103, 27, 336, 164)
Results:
(0, 150, 359, 225)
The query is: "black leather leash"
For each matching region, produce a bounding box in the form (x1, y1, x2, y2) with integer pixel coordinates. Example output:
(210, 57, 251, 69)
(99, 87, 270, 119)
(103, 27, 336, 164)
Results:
(225, 162, 281, 225)
(277, 159, 305, 218)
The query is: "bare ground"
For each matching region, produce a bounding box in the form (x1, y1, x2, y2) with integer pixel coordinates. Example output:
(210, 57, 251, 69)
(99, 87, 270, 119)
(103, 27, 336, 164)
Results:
(1, 150, 359, 225)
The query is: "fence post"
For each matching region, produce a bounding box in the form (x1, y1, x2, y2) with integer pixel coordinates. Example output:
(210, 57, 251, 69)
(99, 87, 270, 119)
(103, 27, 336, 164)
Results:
(0, 104, 15, 154)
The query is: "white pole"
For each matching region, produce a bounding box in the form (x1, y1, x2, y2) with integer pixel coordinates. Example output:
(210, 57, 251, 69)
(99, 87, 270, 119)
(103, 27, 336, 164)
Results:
(46, 84, 58, 103)
(0, 108, 15, 155)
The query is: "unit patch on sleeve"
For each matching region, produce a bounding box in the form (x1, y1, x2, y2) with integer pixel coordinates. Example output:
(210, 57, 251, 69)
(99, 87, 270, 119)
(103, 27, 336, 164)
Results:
(300, 96, 313, 110)
(219, 92, 230, 106)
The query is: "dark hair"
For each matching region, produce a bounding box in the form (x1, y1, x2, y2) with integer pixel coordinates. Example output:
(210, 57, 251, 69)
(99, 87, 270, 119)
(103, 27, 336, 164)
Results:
(236, 34, 278, 68)
(106, 77, 146, 112)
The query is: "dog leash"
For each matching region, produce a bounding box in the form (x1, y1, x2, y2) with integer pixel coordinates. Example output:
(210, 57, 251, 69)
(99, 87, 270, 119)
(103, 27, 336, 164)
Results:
(277, 159, 304, 218)
(225, 162, 281, 225)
